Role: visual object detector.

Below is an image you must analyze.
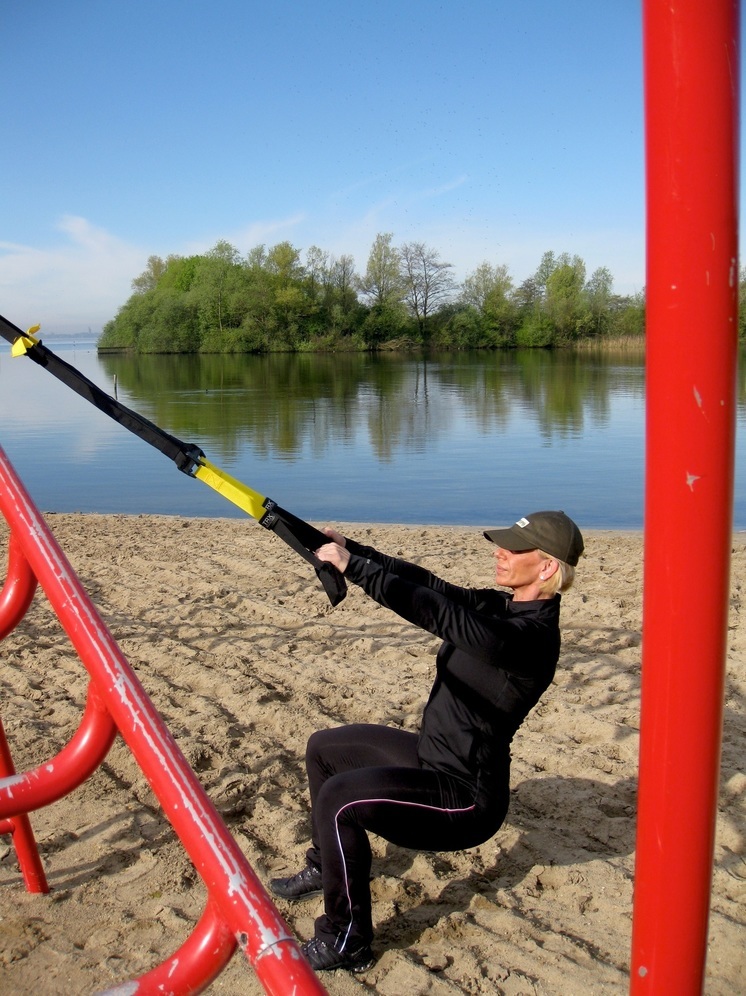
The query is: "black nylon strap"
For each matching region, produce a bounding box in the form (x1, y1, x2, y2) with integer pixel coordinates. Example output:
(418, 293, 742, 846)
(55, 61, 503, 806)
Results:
(33, 344, 203, 472)
(260, 503, 347, 606)
(0, 314, 347, 604)
(0, 314, 203, 473)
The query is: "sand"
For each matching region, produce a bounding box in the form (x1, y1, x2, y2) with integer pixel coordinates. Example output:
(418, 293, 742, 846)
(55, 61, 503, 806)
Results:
(0, 514, 743, 995)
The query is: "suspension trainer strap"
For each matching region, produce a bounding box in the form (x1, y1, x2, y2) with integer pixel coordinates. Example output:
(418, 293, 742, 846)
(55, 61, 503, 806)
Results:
(258, 501, 348, 606)
(0, 317, 204, 472)
(0, 315, 347, 605)
(195, 460, 347, 606)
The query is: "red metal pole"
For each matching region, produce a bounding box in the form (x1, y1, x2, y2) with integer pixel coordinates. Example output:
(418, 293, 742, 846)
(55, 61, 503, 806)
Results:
(633, 2, 740, 993)
(0, 684, 118, 818)
(0, 531, 38, 639)
(126, 898, 237, 994)
(0, 718, 48, 893)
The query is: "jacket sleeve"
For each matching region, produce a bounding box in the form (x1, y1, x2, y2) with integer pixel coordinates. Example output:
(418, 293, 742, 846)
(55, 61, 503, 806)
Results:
(344, 537, 479, 608)
(344, 548, 548, 676)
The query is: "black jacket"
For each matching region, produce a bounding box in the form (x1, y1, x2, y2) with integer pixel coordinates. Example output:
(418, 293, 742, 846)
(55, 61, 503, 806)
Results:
(344, 539, 561, 790)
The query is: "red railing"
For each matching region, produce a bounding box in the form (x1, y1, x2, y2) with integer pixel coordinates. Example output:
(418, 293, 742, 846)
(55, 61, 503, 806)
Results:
(0, 442, 326, 995)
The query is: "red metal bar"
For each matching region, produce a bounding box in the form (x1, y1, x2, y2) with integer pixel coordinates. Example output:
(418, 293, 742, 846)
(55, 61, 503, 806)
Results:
(0, 444, 326, 995)
(115, 898, 237, 996)
(633, 2, 740, 993)
(0, 717, 48, 893)
(0, 531, 38, 639)
(0, 683, 117, 818)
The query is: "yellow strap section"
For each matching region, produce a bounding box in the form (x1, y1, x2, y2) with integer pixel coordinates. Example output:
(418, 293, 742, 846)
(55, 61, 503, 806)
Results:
(11, 325, 41, 357)
(193, 457, 268, 521)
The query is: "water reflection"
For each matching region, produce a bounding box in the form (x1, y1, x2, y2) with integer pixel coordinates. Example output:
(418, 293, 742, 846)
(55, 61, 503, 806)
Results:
(97, 349, 646, 461)
(4, 341, 743, 527)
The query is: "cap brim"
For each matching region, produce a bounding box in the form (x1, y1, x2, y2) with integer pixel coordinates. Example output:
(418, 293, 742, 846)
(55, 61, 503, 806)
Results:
(483, 527, 537, 551)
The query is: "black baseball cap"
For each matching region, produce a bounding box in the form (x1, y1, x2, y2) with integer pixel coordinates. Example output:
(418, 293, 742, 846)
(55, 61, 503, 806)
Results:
(484, 510, 584, 566)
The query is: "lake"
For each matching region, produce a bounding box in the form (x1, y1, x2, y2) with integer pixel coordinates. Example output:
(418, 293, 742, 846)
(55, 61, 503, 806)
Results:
(1, 338, 744, 530)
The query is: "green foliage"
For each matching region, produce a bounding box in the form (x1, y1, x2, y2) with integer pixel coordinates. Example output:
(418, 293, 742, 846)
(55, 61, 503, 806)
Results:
(161, 256, 201, 294)
(358, 233, 404, 309)
(609, 291, 645, 338)
(432, 305, 484, 349)
(361, 303, 409, 346)
(543, 254, 588, 342)
(101, 237, 646, 354)
(516, 313, 556, 348)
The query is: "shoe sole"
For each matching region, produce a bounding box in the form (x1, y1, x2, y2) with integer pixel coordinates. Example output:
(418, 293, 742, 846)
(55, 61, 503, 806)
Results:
(268, 887, 323, 902)
(301, 940, 375, 974)
(304, 955, 375, 973)
(350, 959, 375, 974)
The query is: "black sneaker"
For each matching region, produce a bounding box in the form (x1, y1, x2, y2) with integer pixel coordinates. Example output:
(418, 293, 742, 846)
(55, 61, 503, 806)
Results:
(300, 936, 375, 974)
(268, 864, 323, 901)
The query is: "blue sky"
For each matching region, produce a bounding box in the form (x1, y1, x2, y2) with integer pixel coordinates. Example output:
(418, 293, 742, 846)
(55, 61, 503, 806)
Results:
(0, 2, 671, 334)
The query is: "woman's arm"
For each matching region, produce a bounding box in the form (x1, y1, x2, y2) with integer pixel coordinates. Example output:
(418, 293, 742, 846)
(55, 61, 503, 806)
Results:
(316, 536, 557, 680)
(316, 531, 477, 605)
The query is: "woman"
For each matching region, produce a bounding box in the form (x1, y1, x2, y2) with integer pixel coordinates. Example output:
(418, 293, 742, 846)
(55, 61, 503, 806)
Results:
(269, 509, 584, 974)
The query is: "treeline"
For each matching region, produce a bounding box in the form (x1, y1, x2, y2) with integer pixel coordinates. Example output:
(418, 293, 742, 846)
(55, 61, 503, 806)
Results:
(98, 234, 647, 353)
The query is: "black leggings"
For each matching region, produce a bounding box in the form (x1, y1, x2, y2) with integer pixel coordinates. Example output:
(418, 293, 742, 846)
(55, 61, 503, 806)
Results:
(304, 724, 509, 951)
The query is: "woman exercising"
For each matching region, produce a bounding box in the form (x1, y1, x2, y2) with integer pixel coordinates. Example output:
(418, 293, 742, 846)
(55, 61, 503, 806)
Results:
(269, 509, 584, 974)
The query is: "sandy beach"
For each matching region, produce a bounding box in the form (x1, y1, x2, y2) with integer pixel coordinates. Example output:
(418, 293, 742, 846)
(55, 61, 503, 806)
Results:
(0, 514, 743, 994)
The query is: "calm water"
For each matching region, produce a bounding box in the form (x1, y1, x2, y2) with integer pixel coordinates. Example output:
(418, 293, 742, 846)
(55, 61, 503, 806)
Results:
(1, 339, 744, 529)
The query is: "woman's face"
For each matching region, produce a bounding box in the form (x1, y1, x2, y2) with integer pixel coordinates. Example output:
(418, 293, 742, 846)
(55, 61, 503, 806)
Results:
(492, 545, 546, 597)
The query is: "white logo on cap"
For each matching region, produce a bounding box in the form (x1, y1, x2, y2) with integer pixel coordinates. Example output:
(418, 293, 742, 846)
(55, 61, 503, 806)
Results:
(516, 517, 530, 528)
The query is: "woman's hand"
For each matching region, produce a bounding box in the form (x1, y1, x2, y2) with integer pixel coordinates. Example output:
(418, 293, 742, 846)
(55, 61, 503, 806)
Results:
(315, 541, 351, 574)
(321, 526, 346, 546)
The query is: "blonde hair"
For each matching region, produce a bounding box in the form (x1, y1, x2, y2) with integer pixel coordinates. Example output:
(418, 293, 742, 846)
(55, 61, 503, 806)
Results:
(537, 550, 576, 596)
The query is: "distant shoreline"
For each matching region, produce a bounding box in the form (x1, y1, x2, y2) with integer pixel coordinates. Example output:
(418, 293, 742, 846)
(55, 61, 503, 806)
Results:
(91, 336, 647, 356)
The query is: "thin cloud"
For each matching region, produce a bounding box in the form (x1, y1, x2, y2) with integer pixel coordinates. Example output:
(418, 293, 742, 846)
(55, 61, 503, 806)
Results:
(0, 216, 145, 333)
(184, 213, 308, 255)
(419, 174, 469, 199)
(0, 213, 312, 334)
(329, 158, 436, 200)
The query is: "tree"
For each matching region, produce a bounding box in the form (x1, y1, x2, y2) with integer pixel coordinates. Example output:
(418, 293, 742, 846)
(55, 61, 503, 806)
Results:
(239, 246, 275, 346)
(102, 238, 638, 353)
(328, 254, 359, 329)
(190, 240, 242, 336)
(359, 233, 404, 307)
(331, 254, 356, 302)
(611, 291, 646, 337)
(265, 242, 306, 346)
(513, 276, 541, 311)
(585, 266, 614, 336)
(160, 254, 200, 294)
(534, 251, 557, 298)
(131, 255, 169, 293)
(245, 244, 268, 270)
(544, 253, 588, 340)
(266, 241, 303, 285)
(461, 261, 517, 344)
(462, 262, 510, 311)
(399, 241, 456, 338)
(305, 245, 329, 305)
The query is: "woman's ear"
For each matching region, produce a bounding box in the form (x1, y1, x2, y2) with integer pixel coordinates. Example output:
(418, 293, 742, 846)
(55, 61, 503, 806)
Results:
(539, 558, 558, 581)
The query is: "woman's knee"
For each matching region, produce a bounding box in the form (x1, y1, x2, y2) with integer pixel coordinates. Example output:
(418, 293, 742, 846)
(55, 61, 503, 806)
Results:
(305, 726, 342, 768)
(305, 728, 326, 767)
(314, 769, 367, 822)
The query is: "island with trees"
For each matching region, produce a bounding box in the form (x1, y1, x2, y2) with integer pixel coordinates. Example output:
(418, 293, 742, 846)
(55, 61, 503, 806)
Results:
(98, 233, 649, 353)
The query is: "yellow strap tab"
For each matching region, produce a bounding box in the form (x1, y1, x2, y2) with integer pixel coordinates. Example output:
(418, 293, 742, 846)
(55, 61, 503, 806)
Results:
(11, 325, 41, 357)
(193, 457, 268, 521)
